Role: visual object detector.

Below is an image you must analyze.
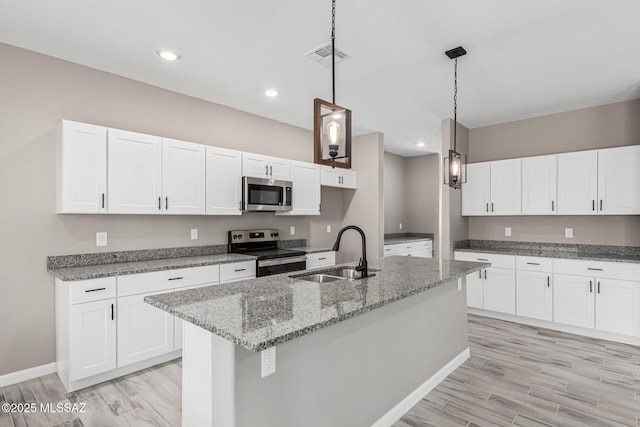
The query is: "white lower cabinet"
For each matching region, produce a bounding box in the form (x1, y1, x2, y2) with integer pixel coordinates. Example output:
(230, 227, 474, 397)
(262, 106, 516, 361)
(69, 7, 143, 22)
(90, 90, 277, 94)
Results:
(553, 274, 595, 329)
(465, 269, 484, 309)
(516, 270, 552, 321)
(306, 251, 336, 269)
(69, 298, 116, 381)
(483, 267, 516, 315)
(117, 291, 175, 367)
(595, 278, 640, 336)
(383, 240, 433, 258)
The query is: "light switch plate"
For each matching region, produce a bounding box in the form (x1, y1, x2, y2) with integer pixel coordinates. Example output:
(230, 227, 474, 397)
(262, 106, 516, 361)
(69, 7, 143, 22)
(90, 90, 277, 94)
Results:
(399, 223, 403, 230)
(326, 225, 331, 233)
(290, 226, 295, 235)
(96, 232, 108, 247)
(565, 228, 574, 238)
(191, 229, 198, 240)
(261, 347, 276, 378)
(505, 227, 512, 237)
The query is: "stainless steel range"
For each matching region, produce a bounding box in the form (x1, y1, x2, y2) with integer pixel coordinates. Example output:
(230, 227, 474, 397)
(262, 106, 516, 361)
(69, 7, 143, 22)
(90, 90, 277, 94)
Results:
(228, 229, 307, 277)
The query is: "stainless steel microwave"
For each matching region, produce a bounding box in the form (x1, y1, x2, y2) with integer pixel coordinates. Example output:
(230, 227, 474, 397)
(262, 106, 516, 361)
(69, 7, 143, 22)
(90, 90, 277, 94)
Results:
(242, 177, 292, 212)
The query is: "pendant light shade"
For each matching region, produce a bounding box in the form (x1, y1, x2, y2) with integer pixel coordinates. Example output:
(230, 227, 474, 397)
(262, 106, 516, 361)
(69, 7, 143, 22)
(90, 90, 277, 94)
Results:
(443, 45, 467, 189)
(313, 0, 352, 169)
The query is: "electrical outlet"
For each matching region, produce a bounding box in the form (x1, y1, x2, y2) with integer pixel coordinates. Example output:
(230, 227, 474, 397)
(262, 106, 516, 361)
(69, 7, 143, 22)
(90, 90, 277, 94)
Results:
(399, 223, 403, 230)
(505, 227, 512, 237)
(290, 226, 295, 235)
(96, 232, 108, 247)
(190, 229, 198, 240)
(457, 278, 462, 291)
(261, 347, 276, 377)
(326, 224, 332, 233)
(565, 228, 574, 238)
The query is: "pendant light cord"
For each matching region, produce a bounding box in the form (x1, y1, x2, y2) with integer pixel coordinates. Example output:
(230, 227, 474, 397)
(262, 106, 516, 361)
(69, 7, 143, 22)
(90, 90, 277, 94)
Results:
(331, 0, 336, 105)
(453, 57, 457, 152)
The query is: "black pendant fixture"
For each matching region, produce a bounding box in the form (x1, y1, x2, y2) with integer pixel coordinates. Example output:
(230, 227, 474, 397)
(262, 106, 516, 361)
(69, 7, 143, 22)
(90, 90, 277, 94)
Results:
(314, 0, 352, 169)
(443, 45, 467, 189)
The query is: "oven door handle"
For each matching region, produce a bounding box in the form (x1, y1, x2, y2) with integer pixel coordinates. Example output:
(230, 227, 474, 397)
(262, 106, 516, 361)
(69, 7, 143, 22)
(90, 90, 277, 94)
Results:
(257, 256, 307, 268)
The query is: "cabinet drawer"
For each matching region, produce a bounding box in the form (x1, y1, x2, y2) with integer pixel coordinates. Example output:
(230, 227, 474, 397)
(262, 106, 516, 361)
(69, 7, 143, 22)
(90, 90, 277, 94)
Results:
(306, 251, 336, 269)
(70, 277, 117, 304)
(553, 259, 640, 280)
(118, 265, 220, 297)
(220, 261, 256, 283)
(454, 251, 515, 269)
(516, 256, 553, 272)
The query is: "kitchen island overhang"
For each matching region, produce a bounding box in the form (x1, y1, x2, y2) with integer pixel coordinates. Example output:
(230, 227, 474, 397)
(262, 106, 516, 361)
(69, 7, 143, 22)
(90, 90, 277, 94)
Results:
(146, 256, 488, 427)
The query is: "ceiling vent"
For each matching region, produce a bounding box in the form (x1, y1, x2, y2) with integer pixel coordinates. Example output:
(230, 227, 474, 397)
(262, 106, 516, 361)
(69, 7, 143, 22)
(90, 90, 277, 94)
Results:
(304, 42, 352, 67)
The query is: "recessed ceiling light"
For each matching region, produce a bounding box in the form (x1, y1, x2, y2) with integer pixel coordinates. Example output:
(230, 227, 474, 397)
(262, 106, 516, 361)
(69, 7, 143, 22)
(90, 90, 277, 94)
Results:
(156, 50, 180, 61)
(265, 89, 279, 97)
(416, 142, 425, 147)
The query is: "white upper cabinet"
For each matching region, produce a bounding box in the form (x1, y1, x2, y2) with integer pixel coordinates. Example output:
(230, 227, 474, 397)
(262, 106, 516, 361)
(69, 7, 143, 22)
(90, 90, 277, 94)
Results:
(162, 138, 205, 215)
(320, 166, 357, 189)
(490, 158, 522, 215)
(242, 153, 290, 180)
(461, 162, 490, 216)
(276, 160, 321, 216)
(206, 146, 242, 215)
(108, 129, 163, 214)
(556, 150, 598, 215)
(57, 120, 107, 213)
(522, 155, 557, 215)
(597, 145, 640, 215)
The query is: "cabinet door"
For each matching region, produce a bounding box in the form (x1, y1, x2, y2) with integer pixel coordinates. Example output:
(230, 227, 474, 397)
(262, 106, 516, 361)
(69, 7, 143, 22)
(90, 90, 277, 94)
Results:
(461, 162, 490, 216)
(595, 278, 640, 336)
(69, 299, 116, 380)
(242, 153, 269, 178)
(306, 251, 336, 269)
(57, 120, 108, 213)
(557, 150, 598, 215)
(206, 146, 242, 215)
(276, 161, 320, 215)
(516, 270, 552, 321)
(490, 159, 522, 215)
(320, 166, 339, 187)
(553, 274, 595, 328)
(522, 155, 557, 215)
(162, 138, 205, 215)
(108, 129, 162, 214)
(483, 267, 516, 314)
(465, 270, 484, 309)
(340, 169, 357, 189)
(269, 157, 291, 181)
(598, 145, 640, 215)
(117, 292, 174, 367)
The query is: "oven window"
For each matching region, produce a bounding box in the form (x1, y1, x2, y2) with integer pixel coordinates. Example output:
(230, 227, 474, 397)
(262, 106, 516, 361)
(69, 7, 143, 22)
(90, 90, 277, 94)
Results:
(248, 184, 283, 206)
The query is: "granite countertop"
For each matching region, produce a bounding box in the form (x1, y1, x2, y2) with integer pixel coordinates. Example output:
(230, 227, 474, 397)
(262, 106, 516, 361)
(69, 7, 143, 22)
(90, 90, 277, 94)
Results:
(454, 240, 640, 264)
(384, 237, 433, 245)
(49, 253, 256, 281)
(145, 257, 488, 352)
(297, 246, 334, 254)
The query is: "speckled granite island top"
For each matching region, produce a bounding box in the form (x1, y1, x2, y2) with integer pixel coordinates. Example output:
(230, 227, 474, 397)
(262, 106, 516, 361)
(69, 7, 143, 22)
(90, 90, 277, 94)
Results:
(49, 253, 256, 281)
(145, 256, 488, 352)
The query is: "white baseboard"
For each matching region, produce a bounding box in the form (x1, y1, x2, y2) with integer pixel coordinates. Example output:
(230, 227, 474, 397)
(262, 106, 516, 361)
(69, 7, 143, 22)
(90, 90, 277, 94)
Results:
(371, 347, 470, 427)
(0, 362, 56, 388)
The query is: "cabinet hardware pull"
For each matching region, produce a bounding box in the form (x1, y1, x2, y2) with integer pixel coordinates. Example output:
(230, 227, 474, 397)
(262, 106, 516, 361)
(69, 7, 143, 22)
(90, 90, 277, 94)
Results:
(600, 200, 603, 211)
(477, 258, 489, 261)
(269, 165, 273, 176)
(101, 193, 105, 209)
(526, 262, 540, 265)
(318, 257, 327, 260)
(158, 197, 161, 210)
(547, 276, 550, 287)
(85, 287, 106, 293)
(165, 197, 168, 210)
(589, 280, 593, 293)
(551, 200, 554, 211)
(486, 203, 489, 212)
(587, 268, 603, 271)
(111, 304, 114, 320)
(592, 200, 595, 211)
(234, 268, 246, 272)
(168, 277, 184, 281)
(265, 165, 269, 175)
(479, 270, 482, 278)
(491, 203, 494, 212)
(484, 270, 487, 280)
(406, 246, 411, 249)
(385, 249, 391, 251)
(597, 281, 600, 294)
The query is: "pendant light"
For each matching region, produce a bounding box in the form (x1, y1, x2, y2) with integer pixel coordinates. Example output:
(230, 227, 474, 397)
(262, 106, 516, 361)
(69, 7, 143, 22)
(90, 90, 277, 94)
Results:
(443, 46, 467, 189)
(314, 0, 352, 169)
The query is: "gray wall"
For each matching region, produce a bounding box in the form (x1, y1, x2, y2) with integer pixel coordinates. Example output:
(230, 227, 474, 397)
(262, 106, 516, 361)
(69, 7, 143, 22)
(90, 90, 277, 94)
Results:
(405, 154, 440, 256)
(467, 99, 640, 245)
(0, 43, 376, 375)
(383, 152, 406, 233)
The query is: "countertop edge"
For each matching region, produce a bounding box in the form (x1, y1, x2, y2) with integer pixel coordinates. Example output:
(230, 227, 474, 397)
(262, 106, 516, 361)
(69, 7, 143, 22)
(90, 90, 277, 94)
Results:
(453, 248, 640, 264)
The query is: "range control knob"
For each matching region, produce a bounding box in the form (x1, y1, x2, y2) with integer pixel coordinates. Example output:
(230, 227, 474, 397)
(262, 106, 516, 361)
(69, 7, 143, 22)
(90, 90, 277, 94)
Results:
(273, 232, 279, 237)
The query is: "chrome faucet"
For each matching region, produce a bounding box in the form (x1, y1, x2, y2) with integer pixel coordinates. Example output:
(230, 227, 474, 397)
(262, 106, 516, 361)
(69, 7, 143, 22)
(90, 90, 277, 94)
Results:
(332, 225, 368, 278)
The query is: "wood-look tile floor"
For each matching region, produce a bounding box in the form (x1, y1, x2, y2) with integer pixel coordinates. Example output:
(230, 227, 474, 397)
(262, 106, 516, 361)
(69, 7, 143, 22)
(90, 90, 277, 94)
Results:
(2, 315, 639, 426)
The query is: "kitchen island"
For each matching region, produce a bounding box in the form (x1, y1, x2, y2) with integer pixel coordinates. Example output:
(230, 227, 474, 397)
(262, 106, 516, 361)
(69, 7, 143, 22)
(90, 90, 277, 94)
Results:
(145, 256, 488, 427)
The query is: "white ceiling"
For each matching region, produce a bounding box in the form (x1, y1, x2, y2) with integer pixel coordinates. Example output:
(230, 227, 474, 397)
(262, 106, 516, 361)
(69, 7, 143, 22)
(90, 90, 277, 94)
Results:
(1, 0, 640, 156)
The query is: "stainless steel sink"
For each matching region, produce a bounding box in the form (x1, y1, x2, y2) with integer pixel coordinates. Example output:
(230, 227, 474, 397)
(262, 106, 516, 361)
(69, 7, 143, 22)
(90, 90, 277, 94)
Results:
(292, 267, 377, 283)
